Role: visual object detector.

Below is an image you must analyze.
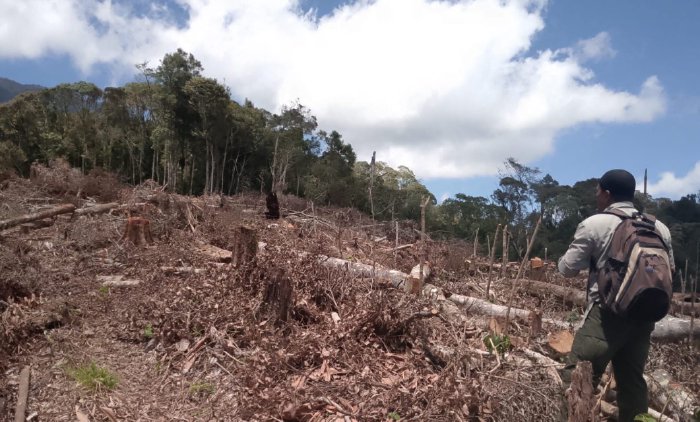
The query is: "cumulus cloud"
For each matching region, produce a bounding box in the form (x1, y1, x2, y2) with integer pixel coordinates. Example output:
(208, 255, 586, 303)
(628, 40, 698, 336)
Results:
(648, 162, 700, 199)
(0, 0, 667, 179)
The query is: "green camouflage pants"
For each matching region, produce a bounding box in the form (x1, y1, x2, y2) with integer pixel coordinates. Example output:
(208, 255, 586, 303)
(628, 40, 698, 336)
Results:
(562, 304, 655, 422)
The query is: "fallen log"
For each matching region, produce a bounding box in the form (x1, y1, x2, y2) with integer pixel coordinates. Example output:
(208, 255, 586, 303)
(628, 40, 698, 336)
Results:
(97, 275, 141, 287)
(19, 218, 55, 233)
(161, 266, 206, 275)
(645, 369, 697, 421)
(519, 278, 586, 307)
(518, 279, 700, 341)
(0, 203, 76, 231)
(196, 242, 232, 263)
(599, 401, 677, 422)
(279, 247, 699, 342)
(311, 254, 570, 328)
(74, 202, 119, 216)
(14, 366, 30, 422)
(448, 293, 531, 320)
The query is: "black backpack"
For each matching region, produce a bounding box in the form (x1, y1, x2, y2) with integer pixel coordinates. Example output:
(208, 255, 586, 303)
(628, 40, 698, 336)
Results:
(594, 209, 673, 322)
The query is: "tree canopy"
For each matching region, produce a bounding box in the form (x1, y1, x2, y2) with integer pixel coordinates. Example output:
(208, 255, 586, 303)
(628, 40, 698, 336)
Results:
(0, 50, 697, 289)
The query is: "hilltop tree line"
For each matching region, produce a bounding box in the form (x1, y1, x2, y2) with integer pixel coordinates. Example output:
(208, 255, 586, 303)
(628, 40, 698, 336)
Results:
(0, 49, 697, 286)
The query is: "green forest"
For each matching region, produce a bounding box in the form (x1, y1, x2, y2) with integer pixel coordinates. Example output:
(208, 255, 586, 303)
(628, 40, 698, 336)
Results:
(1, 49, 698, 287)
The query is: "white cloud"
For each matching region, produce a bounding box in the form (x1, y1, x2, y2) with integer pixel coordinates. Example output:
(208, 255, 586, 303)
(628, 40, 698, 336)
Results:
(0, 0, 667, 180)
(570, 32, 616, 62)
(648, 162, 700, 199)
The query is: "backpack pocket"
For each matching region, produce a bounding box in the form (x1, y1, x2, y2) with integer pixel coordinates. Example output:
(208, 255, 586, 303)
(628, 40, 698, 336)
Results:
(616, 251, 672, 322)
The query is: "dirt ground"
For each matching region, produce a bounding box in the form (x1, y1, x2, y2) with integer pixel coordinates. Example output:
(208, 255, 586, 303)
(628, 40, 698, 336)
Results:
(0, 172, 697, 421)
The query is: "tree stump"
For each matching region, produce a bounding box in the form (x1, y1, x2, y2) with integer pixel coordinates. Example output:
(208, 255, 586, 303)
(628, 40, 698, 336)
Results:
(121, 217, 153, 245)
(232, 226, 258, 268)
(566, 361, 596, 422)
(262, 268, 294, 325)
(265, 191, 280, 219)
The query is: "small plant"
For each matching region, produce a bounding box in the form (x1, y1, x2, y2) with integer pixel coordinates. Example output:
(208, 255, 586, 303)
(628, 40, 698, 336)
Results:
(633, 413, 657, 422)
(483, 333, 512, 355)
(387, 411, 401, 421)
(67, 362, 118, 391)
(143, 324, 154, 339)
(98, 285, 109, 296)
(189, 382, 216, 397)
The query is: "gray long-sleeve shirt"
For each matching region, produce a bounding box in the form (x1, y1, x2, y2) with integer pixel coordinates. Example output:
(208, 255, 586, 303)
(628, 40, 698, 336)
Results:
(558, 201, 674, 305)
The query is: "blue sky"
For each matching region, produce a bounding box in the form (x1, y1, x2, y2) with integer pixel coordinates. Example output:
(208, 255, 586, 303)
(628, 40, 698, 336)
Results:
(1, 0, 698, 201)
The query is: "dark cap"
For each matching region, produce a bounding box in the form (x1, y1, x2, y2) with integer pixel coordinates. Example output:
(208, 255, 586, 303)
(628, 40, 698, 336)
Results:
(599, 169, 636, 201)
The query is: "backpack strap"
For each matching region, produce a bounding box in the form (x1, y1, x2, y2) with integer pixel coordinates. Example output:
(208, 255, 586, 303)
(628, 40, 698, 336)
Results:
(602, 208, 634, 219)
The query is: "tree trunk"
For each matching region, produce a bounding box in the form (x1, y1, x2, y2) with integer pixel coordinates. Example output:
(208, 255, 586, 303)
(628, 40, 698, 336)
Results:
(0, 204, 76, 231)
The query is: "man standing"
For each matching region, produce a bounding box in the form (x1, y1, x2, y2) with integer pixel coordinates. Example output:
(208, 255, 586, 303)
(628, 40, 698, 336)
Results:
(558, 169, 674, 421)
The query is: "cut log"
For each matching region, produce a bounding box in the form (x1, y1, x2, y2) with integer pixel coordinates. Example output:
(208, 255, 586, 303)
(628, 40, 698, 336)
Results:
(97, 275, 141, 287)
(518, 279, 700, 342)
(599, 401, 677, 422)
(120, 217, 153, 245)
(196, 242, 232, 262)
(566, 361, 596, 422)
(74, 202, 119, 216)
(19, 218, 55, 233)
(649, 314, 700, 342)
(14, 366, 30, 422)
(294, 251, 699, 341)
(547, 330, 574, 356)
(160, 266, 206, 275)
(0, 203, 76, 231)
(645, 369, 697, 421)
(447, 293, 531, 320)
(519, 278, 586, 307)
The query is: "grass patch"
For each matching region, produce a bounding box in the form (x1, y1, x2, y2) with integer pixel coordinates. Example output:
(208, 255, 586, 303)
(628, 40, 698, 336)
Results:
(483, 333, 512, 355)
(189, 382, 216, 397)
(67, 362, 118, 391)
(143, 323, 154, 339)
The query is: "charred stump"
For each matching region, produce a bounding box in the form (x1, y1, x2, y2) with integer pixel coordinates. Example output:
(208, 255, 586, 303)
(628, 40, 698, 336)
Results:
(121, 217, 153, 245)
(265, 191, 280, 219)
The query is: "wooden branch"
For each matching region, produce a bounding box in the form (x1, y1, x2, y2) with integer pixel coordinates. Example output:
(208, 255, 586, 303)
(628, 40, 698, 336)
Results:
(505, 216, 542, 332)
(0, 203, 76, 231)
(486, 224, 502, 299)
(14, 366, 30, 422)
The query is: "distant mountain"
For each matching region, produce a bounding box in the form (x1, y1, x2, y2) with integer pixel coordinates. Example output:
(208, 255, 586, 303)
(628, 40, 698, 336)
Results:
(0, 77, 44, 103)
